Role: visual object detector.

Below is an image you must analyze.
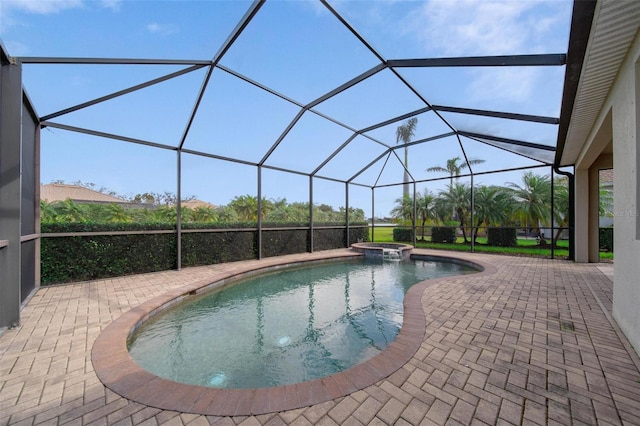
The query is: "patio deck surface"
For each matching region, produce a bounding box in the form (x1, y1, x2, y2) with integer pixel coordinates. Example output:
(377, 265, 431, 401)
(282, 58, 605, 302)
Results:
(1, 249, 639, 425)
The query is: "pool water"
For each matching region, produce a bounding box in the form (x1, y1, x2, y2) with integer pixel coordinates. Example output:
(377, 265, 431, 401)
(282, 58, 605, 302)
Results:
(128, 257, 476, 388)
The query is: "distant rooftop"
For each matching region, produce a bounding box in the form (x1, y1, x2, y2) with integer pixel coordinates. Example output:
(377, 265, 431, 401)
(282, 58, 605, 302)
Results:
(41, 184, 126, 204)
(599, 169, 613, 184)
(182, 199, 217, 210)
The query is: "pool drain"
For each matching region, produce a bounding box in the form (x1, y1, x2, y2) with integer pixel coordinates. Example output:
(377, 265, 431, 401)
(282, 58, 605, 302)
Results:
(277, 336, 291, 346)
(208, 372, 227, 387)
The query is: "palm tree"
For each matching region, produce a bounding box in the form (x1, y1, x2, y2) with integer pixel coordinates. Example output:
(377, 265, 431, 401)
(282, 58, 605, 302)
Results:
(260, 198, 275, 220)
(426, 156, 486, 189)
(390, 195, 414, 224)
(191, 206, 217, 222)
(53, 199, 88, 223)
(472, 185, 513, 241)
(599, 185, 613, 218)
(265, 205, 296, 222)
(416, 189, 436, 240)
(129, 207, 156, 223)
(312, 205, 332, 222)
(103, 203, 131, 223)
(40, 200, 58, 223)
(180, 207, 195, 223)
(396, 117, 418, 198)
(437, 182, 471, 243)
(288, 202, 310, 222)
(229, 195, 259, 221)
(341, 206, 366, 222)
(152, 205, 177, 223)
(507, 171, 551, 237)
(215, 205, 239, 223)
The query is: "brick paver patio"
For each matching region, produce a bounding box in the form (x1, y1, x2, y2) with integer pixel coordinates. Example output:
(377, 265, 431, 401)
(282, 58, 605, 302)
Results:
(1, 249, 639, 425)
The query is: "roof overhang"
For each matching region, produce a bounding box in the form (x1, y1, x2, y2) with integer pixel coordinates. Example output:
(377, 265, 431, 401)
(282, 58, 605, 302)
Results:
(556, 0, 640, 167)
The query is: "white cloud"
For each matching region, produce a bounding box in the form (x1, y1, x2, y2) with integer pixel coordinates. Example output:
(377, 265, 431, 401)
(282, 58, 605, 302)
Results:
(2, 0, 83, 15)
(413, 0, 542, 56)
(100, 0, 121, 12)
(403, 0, 569, 106)
(296, 0, 330, 16)
(0, 0, 84, 40)
(146, 22, 178, 35)
(468, 67, 538, 104)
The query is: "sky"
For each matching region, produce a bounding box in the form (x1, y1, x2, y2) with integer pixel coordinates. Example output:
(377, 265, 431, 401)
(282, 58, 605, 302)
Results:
(0, 0, 573, 217)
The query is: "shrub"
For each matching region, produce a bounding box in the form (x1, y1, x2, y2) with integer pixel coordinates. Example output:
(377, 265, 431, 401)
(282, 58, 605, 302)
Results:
(41, 232, 177, 284)
(181, 230, 256, 266)
(40, 222, 368, 284)
(313, 225, 368, 251)
(262, 229, 309, 257)
(487, 227, 517, 247)
(431, 227, 456, 243)
(599, 227, 613, 252)
(393, 227, 413, 242)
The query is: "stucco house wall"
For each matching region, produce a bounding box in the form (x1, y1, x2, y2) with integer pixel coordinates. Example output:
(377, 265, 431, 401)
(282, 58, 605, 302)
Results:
(567, 1, 640, 356)
(610, 31, 640, 355)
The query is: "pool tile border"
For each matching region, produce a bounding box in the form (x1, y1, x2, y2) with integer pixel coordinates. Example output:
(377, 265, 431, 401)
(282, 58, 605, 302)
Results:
(91, 250, 496, 416)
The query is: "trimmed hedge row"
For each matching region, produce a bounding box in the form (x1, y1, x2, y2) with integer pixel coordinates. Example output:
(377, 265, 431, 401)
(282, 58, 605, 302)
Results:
(262, 229, 309, 257)
(487, 227, 517, 247)
(390, 225, 519, 247)
(599, 227, 613, 252)
(392, 226, 458, 244)
(392, 227, 413, 242)
(41, 233, 177, 284)
(181, 230, 257, 266)
(313, 227, 368, 251)
(40, 222, 368, 284)
(431, 227, 456, 243)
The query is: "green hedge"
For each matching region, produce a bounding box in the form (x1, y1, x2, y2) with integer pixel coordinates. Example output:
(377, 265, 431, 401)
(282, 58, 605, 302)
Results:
(41, 233, 177, 284)
(42, 222, 175, 233)
(487, 227, 517, 247)
(262, 229, 309, 257)
(181, 230, 256, 266)
(313, 226, 369, 251)
(599, 227, 613, 252)
(431, 227, 456, 243)
(41, 222, 368, 284)
(393, 227, 413, 242)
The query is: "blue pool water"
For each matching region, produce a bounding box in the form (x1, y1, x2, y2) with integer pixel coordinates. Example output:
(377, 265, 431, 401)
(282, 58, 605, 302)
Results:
(128, 257, 476, 388)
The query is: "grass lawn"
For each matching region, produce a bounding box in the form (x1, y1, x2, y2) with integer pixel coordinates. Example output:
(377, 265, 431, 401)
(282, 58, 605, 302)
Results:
(370, 227, 613, 261)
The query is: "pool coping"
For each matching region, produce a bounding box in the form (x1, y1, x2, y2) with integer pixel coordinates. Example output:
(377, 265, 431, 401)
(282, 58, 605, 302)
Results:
(91, 249, 496, 416)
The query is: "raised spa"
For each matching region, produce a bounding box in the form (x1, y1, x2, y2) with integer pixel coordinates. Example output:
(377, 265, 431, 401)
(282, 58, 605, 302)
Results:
(127, 257, 477, 389)
(351, 242, 413, 261)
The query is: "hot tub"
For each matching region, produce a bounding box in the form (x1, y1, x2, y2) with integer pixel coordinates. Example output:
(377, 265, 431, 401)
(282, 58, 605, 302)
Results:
(350, 242, 413, 261)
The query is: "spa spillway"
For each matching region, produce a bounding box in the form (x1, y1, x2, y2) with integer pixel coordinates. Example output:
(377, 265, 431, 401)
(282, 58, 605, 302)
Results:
(350, 242, 413, 261)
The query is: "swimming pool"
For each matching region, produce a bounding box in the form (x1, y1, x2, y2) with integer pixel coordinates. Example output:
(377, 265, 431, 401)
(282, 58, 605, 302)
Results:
(127, 257, 477, 389)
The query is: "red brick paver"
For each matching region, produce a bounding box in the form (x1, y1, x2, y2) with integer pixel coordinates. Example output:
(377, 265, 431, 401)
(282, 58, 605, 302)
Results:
(1, 250, 639, 425)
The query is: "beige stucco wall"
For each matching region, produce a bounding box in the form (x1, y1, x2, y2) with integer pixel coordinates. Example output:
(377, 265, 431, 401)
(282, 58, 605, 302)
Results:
(574, 28, 640, 355)
(607, 32, 640, 356)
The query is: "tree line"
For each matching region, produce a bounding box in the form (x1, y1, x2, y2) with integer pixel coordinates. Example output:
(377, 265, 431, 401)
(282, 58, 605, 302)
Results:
(40, 192, 366, 224)
(390, 170, 612, 243)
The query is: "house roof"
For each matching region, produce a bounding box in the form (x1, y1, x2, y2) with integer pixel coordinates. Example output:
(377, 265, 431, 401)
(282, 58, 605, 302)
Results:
(182, 199, 217, 210)
(41, 184, 127, 204)
(558, 0, 640, 166)
(599, 169, 613, 184)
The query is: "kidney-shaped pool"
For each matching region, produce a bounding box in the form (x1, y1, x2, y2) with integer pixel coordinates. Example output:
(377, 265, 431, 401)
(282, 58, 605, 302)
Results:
(127, 257, 478, 389)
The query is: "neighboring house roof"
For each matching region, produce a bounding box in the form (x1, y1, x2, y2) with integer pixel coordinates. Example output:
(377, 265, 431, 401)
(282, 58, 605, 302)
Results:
(182, 199, 217, 210)
(41, 184, 127, 204)
(599, 169, 613, 185)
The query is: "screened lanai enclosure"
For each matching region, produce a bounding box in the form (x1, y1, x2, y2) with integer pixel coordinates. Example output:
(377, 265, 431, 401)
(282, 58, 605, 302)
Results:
(0, 0, 585, 330)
